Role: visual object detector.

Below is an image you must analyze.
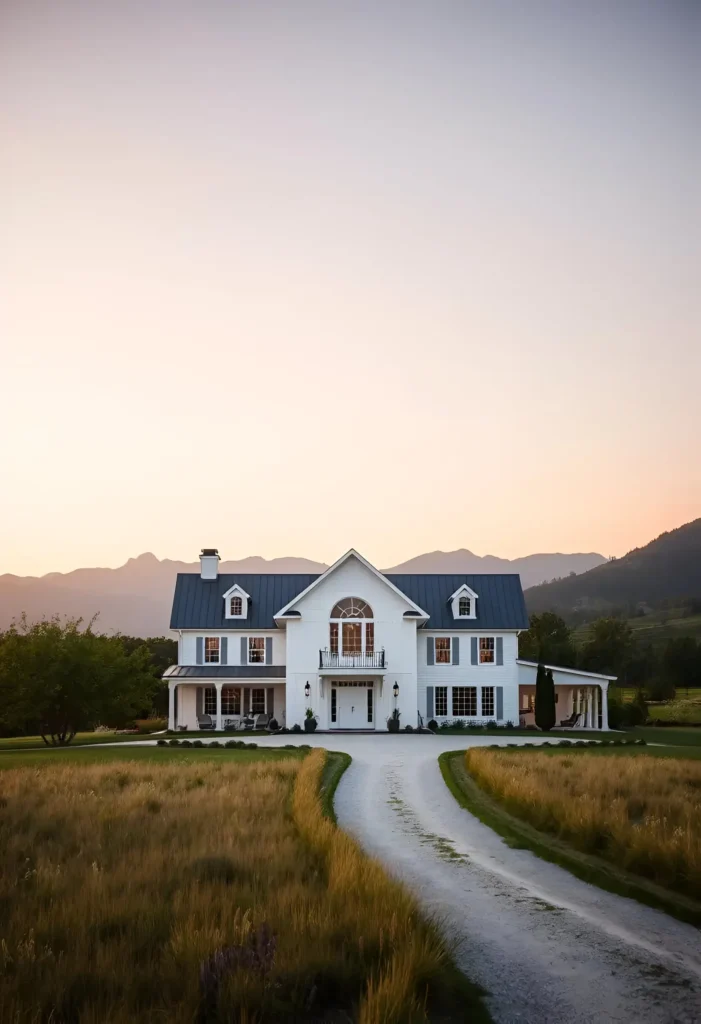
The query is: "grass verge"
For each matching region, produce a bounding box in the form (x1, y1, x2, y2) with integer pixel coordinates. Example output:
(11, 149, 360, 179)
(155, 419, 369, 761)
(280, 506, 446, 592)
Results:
(0, 745, 490, 1021)
(439, 749, 701, 928)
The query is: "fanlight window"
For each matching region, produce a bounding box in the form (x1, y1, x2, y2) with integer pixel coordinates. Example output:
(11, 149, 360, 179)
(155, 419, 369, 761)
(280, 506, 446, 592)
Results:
(330, 597, 373, 619)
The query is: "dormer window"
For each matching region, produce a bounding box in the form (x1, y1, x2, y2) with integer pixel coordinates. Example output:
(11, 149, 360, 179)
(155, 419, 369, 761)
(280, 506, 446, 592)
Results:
(223, 584, 250, 619)
(450, 584, 478, 620)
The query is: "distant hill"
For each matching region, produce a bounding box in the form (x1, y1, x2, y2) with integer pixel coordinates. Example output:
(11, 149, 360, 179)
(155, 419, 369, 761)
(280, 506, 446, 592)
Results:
(0, 548, 605, 638)
(525, 519, 701, 619)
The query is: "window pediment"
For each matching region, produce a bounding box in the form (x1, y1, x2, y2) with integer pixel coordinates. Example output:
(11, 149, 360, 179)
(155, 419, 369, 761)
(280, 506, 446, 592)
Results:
(223, 583, 250, 620)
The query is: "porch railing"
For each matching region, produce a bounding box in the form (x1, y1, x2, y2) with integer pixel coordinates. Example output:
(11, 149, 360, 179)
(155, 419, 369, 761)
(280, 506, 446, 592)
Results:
(319, 649, 386, 669)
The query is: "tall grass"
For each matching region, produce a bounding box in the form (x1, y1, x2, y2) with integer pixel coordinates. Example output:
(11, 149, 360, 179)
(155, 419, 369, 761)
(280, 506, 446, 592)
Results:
(466, 749, 701, 898)
(0, 751, 473, 1022)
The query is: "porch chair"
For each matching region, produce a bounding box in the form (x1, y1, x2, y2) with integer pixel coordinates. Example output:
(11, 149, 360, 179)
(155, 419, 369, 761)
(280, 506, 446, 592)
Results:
(253, 713, 270, 731)
(197, 713, 216, 731)
(558, 711, 582, 729)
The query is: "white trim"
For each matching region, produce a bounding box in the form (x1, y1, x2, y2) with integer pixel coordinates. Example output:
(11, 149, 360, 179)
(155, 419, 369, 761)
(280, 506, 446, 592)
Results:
(449, 583, 478, 620)
(274, 548, 429, 621)
(222, 583, 250, 620)
(516, 659, 617, 682)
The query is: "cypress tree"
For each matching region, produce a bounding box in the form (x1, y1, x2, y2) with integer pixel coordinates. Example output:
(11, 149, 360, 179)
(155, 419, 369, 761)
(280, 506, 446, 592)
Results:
(535, 663, 556, 732)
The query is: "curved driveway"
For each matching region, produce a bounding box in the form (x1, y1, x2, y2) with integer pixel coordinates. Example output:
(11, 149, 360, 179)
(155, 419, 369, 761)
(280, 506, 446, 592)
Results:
(120, 733, 701, 1022)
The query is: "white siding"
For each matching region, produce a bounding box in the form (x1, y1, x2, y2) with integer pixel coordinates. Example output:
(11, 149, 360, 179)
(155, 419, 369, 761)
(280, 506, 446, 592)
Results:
(417, 632, 521, 724)
(180, 630, 285, 666)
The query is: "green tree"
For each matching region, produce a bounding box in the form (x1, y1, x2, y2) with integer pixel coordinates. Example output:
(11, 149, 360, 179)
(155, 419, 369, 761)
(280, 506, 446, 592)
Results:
(580, 617, 634, 678)
(119, 635, 177, 716)
(663, 637, 701, 692)
(518, 612, 577, 667)
(535, 663, 556, 731)
(0, 615, 157, 745)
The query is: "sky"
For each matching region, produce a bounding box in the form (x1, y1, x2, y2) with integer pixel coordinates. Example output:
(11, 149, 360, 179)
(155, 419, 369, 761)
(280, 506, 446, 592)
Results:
(1, 0, 699, 577)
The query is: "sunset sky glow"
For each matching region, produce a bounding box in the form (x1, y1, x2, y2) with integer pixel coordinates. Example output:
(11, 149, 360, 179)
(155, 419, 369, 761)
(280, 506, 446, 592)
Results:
(2, 0, 699, 577)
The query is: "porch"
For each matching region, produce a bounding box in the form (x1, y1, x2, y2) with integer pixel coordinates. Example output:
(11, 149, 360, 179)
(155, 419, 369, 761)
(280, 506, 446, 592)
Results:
(163, 665, 286, 731)
(516, 660, 616, 730)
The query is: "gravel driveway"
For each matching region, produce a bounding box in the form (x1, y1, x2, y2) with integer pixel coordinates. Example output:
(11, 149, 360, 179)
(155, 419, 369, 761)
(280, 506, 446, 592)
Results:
(230, 733, 701, 1024)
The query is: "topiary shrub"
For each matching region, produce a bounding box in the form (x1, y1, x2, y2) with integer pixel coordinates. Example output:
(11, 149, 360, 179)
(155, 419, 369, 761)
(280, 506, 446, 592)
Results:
(209, 741, 221, 748)
(193, 740, 204, 748)
(225, 740, 238, 748)
(427, 719, 438, 730)
(168, 739, 180, 747)
(180, 739, 192, 747)
(157, 739, 167, 746)
(558, 740, 573, 747)
(291, 724, 302, 734)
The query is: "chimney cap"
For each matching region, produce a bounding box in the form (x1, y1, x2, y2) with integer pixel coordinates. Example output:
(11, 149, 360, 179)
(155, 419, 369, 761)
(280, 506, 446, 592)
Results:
(200, 548, 219, 557)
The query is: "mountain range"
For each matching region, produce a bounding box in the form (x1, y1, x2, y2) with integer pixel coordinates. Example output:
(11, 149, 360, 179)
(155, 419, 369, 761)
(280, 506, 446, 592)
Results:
(0, 549, 606, 637)
(525, 518, 701, 619)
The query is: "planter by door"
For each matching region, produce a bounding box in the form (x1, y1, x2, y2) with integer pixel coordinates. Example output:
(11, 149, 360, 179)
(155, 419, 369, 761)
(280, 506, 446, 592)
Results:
(304, 719, 318, 733)
(387, 719, 400, 733)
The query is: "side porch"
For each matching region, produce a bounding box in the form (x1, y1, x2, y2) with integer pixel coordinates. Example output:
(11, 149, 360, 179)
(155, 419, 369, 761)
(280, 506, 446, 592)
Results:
(516, 660, 616, 730)
(163, 665, 286, 731)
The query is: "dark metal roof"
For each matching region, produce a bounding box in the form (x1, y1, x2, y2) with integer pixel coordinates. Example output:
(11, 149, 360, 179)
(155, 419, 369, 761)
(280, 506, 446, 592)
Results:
(170, 571, 528, 630)
(385, 574, 529, 630)
(170, 574, 319, 630)
(163, 665, 286, 679)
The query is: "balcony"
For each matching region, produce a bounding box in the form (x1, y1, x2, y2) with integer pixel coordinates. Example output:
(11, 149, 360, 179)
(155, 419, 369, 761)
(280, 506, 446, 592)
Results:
(319, 649, 386, 670)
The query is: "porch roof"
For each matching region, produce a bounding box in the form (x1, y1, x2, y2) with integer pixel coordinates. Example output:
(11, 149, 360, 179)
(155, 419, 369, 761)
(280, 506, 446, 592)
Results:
(163, 665, 286, 679)
(517, 659, 617, 682)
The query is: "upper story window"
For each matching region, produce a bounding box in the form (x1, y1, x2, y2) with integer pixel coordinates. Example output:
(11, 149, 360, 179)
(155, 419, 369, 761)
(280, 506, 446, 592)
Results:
(451, 585, 478, 620)
(204, 637, 220, 664)
(330, 597, 373, 618)
(248, 637, 265, 664)
(329, 597, 374, 655)
(224, 584, 249, 619)
(479, 637, 495, 664)
(435, 637, 451, 664)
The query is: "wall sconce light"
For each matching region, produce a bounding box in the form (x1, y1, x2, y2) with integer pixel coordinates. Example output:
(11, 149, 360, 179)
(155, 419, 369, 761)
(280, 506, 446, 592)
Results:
(393, 681, 399, 699)
(305, 681, 311, 699)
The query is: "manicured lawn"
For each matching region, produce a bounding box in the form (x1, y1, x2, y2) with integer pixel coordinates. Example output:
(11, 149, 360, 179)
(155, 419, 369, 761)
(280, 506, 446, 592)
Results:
(0, 730, 271, 751)
(441, 746, 701, 926)
(647, 693, 701, 723)
(0, 747, 488, 1022)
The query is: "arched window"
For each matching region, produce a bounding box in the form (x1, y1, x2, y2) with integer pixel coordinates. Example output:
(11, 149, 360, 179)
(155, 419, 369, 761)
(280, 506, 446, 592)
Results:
(230, 595, 242, 616)
(330, 597, 373, 619)
(458, 596, 471, 617)
(329, 598, 374, 656)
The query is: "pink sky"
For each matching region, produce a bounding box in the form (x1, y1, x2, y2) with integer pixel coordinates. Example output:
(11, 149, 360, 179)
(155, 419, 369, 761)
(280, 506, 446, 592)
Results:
(1, 0, 699, 577)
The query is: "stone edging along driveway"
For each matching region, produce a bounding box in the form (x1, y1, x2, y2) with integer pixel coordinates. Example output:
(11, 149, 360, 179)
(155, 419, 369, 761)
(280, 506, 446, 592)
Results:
(103, 733, 701, 1023)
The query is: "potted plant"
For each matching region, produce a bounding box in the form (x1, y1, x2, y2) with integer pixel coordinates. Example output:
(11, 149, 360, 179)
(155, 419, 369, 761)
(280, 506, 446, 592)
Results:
(387, 707, 401, 733)
(304, 708, 318, 733)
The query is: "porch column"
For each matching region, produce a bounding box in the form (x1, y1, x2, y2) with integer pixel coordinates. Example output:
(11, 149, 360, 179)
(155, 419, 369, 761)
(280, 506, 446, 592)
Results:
(215, 681, 223, 731)
(592, 686, 599, 729)
(601, 683, 609, 731)
(168, 680, 176, 730)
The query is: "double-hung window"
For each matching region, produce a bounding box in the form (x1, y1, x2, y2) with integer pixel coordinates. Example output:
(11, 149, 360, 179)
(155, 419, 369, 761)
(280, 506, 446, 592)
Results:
(204, 637, 220, 664)
(481, 686, 495, 717)
(452, 687, 477, 717)
(479, 637, 495, 664)
(435, 637, 451, 664)
(248, 637, 265, 664)
(435, 686, 448, 717)
(251, 688, 266, 714)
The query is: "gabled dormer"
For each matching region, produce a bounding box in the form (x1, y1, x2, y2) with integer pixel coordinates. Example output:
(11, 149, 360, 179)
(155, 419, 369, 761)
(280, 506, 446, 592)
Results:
(449, 583, 478, 620)
(222, 583, 250, 620)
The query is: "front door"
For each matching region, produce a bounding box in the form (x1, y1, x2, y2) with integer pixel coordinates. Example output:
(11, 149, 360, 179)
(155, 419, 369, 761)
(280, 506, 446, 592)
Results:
(330, 682, 374, 729)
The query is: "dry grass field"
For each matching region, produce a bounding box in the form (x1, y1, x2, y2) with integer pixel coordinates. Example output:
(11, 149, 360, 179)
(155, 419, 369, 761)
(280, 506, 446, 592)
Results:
(465, 748, 701, 899)
(0, 749, 477, 1023)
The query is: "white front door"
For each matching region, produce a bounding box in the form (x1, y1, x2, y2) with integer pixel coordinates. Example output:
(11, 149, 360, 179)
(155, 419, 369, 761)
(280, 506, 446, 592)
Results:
(330, 682, 374, 729)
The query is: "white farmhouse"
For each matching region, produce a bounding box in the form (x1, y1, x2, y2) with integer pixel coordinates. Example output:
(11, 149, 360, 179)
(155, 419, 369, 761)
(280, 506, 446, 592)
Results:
(165, 548, 613, 731)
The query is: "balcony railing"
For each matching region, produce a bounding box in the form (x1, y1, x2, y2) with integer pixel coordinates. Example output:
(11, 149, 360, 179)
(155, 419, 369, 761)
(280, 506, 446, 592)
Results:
(319, 649, 386, 669)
